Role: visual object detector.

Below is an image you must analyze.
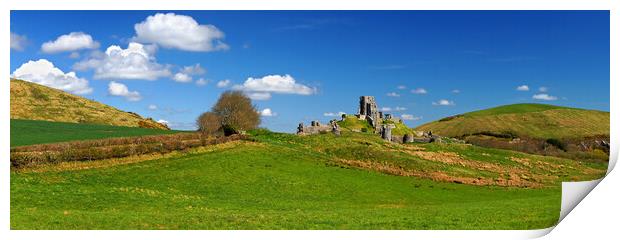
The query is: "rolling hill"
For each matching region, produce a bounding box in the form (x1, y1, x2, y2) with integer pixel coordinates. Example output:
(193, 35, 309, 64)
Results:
(415, 103, 610, 160)
(10, 79, 168, 130)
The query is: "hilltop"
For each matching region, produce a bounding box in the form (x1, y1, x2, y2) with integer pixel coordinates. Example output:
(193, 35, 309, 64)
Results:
(415, 103, 610, 160)
(10, 79, 168, 130)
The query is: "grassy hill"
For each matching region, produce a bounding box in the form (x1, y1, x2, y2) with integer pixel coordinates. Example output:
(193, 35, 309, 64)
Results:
(415, 103, 609, 140)
(415, 103, 609, 160)
(337, 115, 415, 136)
(10, 119, 182, 147)
(11, 130, 606, 229)
(10, 79, 168, 130)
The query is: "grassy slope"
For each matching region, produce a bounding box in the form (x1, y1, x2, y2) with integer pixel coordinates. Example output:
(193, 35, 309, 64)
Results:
(11, 131, 607, 229)
(10, 79, 168, 129)
(10, 119, 181, 147)
(415, 103, 609, 140)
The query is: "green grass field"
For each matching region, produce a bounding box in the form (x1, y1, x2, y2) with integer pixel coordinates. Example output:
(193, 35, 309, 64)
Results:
(10, 119, 182, 147)
(10, 128, 607, 229)
(415, 103, 609, 140)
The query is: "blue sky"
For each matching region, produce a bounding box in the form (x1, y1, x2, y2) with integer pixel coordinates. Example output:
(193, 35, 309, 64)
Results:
(10, 11, 610, 132)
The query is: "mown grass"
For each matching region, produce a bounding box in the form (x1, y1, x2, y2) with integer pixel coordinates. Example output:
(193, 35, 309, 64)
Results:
(11, 130, 607, 229)
(10, 119, 182, 147)
(11, 137, 560, 229)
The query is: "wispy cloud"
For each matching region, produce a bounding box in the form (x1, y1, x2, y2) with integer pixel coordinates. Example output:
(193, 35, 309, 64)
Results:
(516, 85, 530, 91)
(411, 88, 427, 94)
(432, 99, 455, 106)
(532, 93, 557, 101)
(387, 92, 400, 97)
(401, 114, 422, 121)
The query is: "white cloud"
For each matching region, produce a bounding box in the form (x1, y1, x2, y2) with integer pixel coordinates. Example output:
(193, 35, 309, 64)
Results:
(41, 32, 100, 53)
(452, 89, 460, 94)
(12, 59, 93, 95)
(387, 92, 400, 97)
(108, 81, 142, 101)
(323, 111, 346, 117)
(397, 85, 407, 90)
(148, 104, 158, 110)
(411, 88, 427, 94)
(216, 79, 231, 88)
(133, 13, 228, 52)
(380, 107, 392, 112)
(181, 63, 206, 75)
(532, 93, 557, 101)
(68, 52, 81, 59)
(232, 74, 316, 95)
(539, 86, 548, 92)
(195, 78, 208, 86)
(516, 85, 530, 91)
(173, 73, 192, 83)
(247, 92, 271, 100)
(74, 42, 171, 80)
(157, 119, 169, 125)
(432, 99, 455, 106)
(260, 108, 276, 117)
(401, 114, 422, 121)
(10, 32, 27, 51)
(395, 106, 407, 111)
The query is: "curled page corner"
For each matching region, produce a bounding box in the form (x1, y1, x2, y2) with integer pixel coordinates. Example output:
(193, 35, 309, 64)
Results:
(559, 179, 603, 222)
(552, 142, 616, 231)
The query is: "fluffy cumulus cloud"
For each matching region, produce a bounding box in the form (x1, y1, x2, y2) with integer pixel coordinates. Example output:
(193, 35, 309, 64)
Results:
(395, 106, 407, 111)
(157, 119, 169, 126)
(452, 89, 460, 94)
(108, 81, 142, 101)
(173, 73, 192, 83)
(323, 111, 346, 117)
(41, 32, 100, 53)
(401, 114, 422, 121)
(247, 92, 271, 100)
(386, 92, 400, 97)
(216, 79, 231, 88)
(12, 59, 93, 95)
(195, 78, 208, 86)
(539, 86, 548, 92)
(74, 42, 171, 80)
(148, 104, 158, 110)
(397, 85, 407, 90)
(260, 108, 276, 117)
(10, 32, 27, 51)
(433, 99, 455, 106)
(232, 75, 316, 99)
(133, 13, 229, 52)
(516, 85, 530, 91)
(380, 107, 392, 112)
(532, 93, 557, 101)
(181, 63, 206, 75)
(411, 88, 427, 94)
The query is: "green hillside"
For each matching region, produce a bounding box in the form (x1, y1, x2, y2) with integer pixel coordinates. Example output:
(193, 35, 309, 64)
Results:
(11, 119, 181, 147)
(11, 131, 606, 229)
(10, 79, 168, 130)
(416, 103, 609, 140)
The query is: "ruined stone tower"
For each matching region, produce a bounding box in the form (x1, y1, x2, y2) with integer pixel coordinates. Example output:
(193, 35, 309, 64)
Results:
(359, 96, 382, 133)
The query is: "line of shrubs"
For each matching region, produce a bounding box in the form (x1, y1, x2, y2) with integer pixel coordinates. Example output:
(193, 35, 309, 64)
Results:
(11, 133, 247, 169)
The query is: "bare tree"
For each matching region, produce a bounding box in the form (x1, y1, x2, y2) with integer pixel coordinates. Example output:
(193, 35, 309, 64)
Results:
(196, 112, 222, 136)
(197, 91, 260, 136)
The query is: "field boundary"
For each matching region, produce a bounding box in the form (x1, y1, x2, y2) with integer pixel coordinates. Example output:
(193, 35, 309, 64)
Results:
(11, 133, 248, 169)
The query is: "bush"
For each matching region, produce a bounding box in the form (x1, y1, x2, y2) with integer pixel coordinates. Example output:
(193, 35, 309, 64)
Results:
(546, 138, 567, 151)
(197, 112, 222, 136)
(198, 91, 260, 136)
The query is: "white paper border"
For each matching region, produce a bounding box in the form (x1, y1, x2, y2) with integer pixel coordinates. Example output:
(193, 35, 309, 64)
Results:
(2, 1, 616, 239)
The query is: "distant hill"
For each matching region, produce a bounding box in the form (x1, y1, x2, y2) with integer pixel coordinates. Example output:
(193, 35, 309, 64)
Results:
(415, 103, 610, 160)
(10, 79, 169, 130)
